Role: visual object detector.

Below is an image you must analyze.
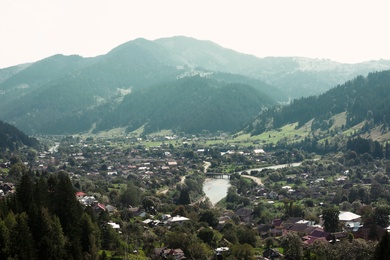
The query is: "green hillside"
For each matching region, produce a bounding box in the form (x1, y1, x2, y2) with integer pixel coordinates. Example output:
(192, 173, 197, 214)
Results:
(96, 76, 275, 134)
(247, 70, 390, 139)
(0, 36, 389, 135)
(0, 120, 39, 150)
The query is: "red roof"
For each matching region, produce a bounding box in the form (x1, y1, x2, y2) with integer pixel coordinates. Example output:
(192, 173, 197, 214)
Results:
(75, 191, 86, 197)
(95, 203, 106, 210)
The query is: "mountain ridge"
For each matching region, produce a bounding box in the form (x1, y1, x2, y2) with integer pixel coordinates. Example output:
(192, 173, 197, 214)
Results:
(1, 36, 390, 135)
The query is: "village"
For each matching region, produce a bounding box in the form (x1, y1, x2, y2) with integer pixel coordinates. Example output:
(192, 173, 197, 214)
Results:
(0, 134, 389, 259)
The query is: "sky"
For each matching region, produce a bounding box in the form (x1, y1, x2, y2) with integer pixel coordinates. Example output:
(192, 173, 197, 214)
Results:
(1, 0, 390, 69)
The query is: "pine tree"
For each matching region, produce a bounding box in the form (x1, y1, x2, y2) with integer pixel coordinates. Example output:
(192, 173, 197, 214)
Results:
(10, 212, 36, 259)
(0, 220, 10, 259)
(35, 207, 66, 260)
(373, 232, 390, 260)
(16, 172, 34, 213)
(80, 212, 101, 259)
(322, 207, 339, 233)
(50, 172, 83, 259)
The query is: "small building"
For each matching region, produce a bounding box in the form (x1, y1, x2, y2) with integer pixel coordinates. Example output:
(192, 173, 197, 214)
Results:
(339, 211, 361, 223)
(167, 215, 190, 225)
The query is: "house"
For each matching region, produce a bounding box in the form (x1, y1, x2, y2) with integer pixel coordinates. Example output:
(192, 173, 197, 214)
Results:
(263, 248, 282, 259)
(345, 222, 362, 232)
(167, 215, 190, 225)
(92, 203, 106, 215)
(288, 223, 311, 233)
(1, 183, 14, 194)
(154, 248, 186, 260)
(75, 191, 86, 198)
(268, 191, 278, 200)
(107, 221, 120, 229)
(253, 149, 265, 154)
(235, 208, 253, 223)
(105, 204, 116, 214)
(339, 211, 361, 223)
(167, 161, 177, 166)
(258, 224, 274, 238)
(273, 219, 283, 229)
(302, 228, 332, 245)
(79, 196, 97, 206)
(269, 228, 283, 237)
(214, 247, 229, 257)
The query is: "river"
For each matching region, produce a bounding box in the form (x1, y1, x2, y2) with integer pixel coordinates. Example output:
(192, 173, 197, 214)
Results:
(203, 177, 230, 205)
(203, 161, 306, 205)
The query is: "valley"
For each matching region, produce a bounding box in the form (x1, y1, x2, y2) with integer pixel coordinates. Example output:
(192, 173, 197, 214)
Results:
(1, 36, 390, 259)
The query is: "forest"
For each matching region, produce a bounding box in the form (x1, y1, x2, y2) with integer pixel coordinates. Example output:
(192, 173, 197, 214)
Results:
(248, 71, 390, 136)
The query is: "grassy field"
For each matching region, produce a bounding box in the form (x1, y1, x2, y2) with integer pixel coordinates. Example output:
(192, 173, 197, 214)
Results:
(78, 110, 389, 149)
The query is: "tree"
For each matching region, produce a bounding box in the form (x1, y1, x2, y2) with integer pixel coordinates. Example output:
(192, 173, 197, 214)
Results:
(322, 207, 339, 233)
(264, 237, 276, 249)
(197, 228, 215, 245)
(142, 196, 160, 213)
(0, 220, 10, 259)
(80, 212, 100, 259)
(16, 173, 34, 213)
(10, 212, 36, 260)
(221, 222, 238, 244)
(282, 232, 303, 260)
(186, 242, 213, 260)
(373, 232, 390, 260)
(50, 173, 83, 259)
(178, 188, 191, 205)
(308, 240, 334, 260)
(371, 180, 383, 202)
(35, 207, 66, 260)
(237, 225, 257, 247)
(120, 181, 142, 207)
(373, 204, 390, 228)
(230, 243, 254, 260)
(172, 205, 188, 217)
(199, 210, 218, 228)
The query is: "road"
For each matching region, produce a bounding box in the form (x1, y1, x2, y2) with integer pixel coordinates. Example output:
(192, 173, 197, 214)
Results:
(241, 174, 263, 185)
(238, 161, 308, 186)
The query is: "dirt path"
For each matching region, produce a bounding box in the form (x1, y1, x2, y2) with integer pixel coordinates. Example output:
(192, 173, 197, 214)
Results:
(241, 174, 263, 186)
(203, 161, 211, 173)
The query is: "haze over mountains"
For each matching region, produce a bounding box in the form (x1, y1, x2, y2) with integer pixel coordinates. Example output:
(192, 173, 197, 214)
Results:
(1, 36, 390, 135)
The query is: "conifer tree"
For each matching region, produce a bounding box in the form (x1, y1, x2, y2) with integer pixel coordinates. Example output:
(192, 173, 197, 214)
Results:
(51, 172, 83, 259)
(35, 207, 66, 260)
(80, 212, 101, 259)
(0, 221, 10, 259)
(10, 212, 36, 260)
(16, 172, 34, 213)
(373, 232, 390, 260)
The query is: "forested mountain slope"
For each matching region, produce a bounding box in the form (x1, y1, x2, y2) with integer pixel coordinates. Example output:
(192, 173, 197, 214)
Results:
(0, 120, 39, 150)
(0, 36, 389, 135)
(95, 76, 275, 134)
(247, 70, 390, 135)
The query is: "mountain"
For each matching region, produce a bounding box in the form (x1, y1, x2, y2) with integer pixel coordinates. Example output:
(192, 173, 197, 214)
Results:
(94, 76, 275, 134)
(0, 36, 390, 135)
(247, 70, 390, 136)
(0, 120, 39, 150)
(155, 36, 390, 98)
(0, 63, 31, 84)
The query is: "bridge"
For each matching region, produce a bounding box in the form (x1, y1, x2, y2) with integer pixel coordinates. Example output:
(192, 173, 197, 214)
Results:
(205, 172, 232, 179)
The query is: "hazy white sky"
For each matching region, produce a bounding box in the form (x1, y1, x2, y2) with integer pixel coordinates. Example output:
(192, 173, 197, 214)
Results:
(1, 0, 389, 68)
